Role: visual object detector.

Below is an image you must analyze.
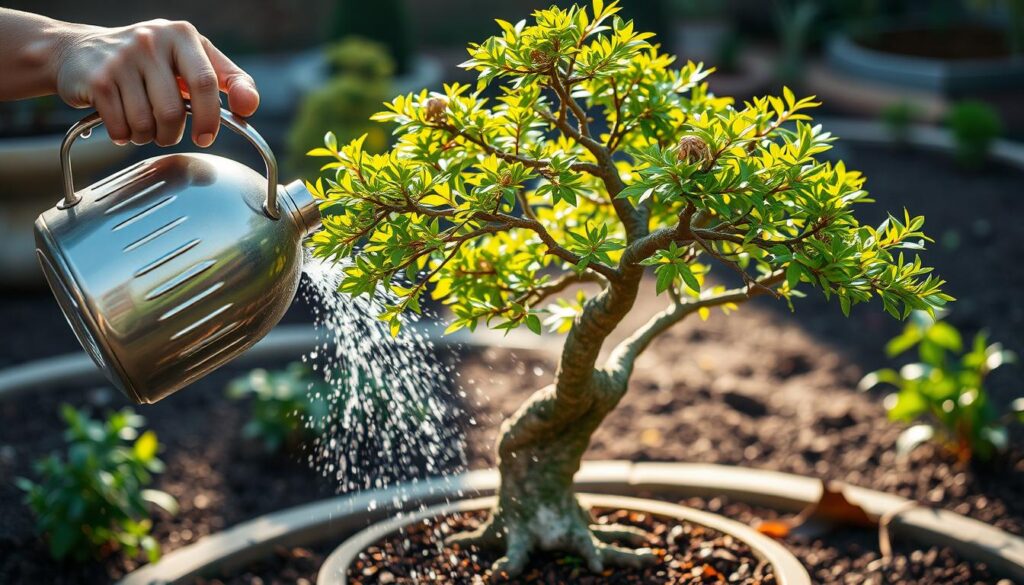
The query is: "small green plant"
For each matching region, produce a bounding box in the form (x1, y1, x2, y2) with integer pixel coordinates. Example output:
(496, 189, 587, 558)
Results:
(880, 100, 920, 144)
(947, 100, 1002, 169)
(861, 312, 1020, 462)
(227, 362, 330, 453)
(287, 38, 394, 178)
(16, 405, 176, 562)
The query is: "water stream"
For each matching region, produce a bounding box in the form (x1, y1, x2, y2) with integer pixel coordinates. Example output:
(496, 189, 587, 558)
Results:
(297, 251, 471, 496)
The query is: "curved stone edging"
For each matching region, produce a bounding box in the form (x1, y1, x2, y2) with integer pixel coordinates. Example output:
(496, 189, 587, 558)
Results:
(315, 494, 811, 585)
(825, 32, 1024, 93)
(117, 462, 1024, 585)
(0, 322, 550, 401)
(818, 116, 1024, 171)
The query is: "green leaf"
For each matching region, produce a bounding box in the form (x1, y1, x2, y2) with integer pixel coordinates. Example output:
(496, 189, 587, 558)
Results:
(885, 327, 923, 357)
(525, 314, 542, 335)
(895, 424, 935, 456)
(141, 489, 179, 515)
(133, 431, 158, 462)
(1012, 397, 1024, 422)
(926, 321, 962, 352)
(655, 264, 676, 295)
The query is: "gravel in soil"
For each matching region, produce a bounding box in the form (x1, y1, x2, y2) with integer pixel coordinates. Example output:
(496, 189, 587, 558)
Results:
(345, 508, 776, 585)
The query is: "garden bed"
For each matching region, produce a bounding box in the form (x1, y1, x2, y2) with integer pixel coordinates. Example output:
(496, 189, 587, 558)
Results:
(1, 141, 1022, 584)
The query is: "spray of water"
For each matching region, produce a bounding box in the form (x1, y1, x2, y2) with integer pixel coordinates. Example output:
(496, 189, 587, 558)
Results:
(298, 250, 470, 495)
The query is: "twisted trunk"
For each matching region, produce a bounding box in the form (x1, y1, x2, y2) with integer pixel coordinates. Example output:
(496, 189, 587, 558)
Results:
(450, 274, 657, 576)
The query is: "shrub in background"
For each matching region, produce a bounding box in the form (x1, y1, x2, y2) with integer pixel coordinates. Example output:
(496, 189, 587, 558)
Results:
(880, 100, 919, 145)
(330, 0, 411, 74)
(287, 38, 394, 179)
(16, 405, 176, 562)
(308, 1, 949, 575)
(227, 362, 330, 453)
(862, 313, 1021, 462)
(947, 100, 1002, 169)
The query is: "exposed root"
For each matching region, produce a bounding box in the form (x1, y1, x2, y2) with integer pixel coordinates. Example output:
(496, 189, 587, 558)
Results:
(444, 517, 504, 549)
(590, 523, 652, 547)
(491, 528, 530, 580)
(594, 542, 659, 569)
(570, 532, 658, 574)
(447, 509, 659, 579)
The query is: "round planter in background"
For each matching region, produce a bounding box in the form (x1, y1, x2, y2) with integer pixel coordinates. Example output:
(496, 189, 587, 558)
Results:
(812, 25, 1024, 129)
(826, 28, 1024, 94)
(0, 131, 128, 288)
(316, 493, 811, 585)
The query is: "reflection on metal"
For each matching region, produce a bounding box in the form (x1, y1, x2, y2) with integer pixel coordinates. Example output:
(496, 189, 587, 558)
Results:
(133, 238, 201, 277)
(105, 180, 167, 214)
(35, 106, 322, 404)
(123, 216, 188, 252)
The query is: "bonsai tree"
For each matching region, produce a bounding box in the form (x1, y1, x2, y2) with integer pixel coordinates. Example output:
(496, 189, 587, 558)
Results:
(307, 1, 950, 575)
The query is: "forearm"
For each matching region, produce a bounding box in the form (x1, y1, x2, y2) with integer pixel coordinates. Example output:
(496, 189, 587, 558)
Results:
(0, 8, 59, 100)
(0, 8, 89, 101)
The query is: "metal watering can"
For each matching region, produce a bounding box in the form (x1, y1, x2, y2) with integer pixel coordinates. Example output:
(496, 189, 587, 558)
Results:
(34, 104, 322, 404)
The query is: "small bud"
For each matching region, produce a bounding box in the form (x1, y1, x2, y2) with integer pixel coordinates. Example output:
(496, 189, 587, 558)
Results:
(676, 135, 712, 170)
(424, 97, 448, 124)
(530, 48, 555, 68)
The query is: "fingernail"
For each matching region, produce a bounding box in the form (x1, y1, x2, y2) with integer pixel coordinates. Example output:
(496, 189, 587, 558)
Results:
(197, 133, 214, 148)
(113, 139, 129, 146)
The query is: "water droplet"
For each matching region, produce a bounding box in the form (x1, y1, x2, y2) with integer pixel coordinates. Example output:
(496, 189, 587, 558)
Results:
(297, 250, 468, 500)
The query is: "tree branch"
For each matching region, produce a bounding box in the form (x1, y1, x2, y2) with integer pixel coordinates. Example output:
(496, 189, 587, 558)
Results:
(519, 271, 606, 306)
(435, 122, 596, 175)
(606, 271, 785, 376)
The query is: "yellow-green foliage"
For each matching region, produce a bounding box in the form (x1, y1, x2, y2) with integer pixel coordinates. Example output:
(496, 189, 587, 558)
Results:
(307, 1, 950, 336)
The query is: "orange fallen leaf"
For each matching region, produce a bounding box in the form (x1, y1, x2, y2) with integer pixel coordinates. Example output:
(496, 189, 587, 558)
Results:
(754, 519, 793, 539)
(754, 480, 877, 539)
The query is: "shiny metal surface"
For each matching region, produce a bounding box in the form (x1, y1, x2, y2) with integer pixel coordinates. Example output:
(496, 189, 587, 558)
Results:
(59, 103, 281, 219)
(36, 111, 321, 404)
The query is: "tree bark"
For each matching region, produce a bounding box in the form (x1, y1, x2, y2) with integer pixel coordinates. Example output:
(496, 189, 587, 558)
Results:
(448, 271, 657, 576)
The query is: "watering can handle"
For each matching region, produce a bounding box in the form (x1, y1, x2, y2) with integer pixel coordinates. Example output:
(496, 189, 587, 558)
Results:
(58, 102, 280, 219)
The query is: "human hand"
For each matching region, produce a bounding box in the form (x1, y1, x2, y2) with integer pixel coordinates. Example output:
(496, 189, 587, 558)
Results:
(53, 19, 259, 147)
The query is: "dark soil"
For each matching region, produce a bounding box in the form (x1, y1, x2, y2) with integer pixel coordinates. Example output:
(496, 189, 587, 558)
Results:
(1, 142, 1023, 585)
(0, 357, 339, 584)
(857, 26, 1011, 60)
(345, 508, 776, 585)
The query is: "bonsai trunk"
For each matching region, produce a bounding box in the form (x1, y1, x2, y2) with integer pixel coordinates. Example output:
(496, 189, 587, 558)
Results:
(449, 276, 657, 576)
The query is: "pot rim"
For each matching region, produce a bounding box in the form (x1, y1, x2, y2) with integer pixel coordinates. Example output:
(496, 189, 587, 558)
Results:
(316, 493, 811, 585)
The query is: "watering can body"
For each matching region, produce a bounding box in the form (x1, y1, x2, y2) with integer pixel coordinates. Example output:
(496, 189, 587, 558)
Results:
(34, 107, 321, 404)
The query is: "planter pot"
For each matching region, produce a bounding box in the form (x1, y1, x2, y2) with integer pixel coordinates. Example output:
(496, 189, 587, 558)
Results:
(815, 25, 1024, 129)
(826, 29, 1024, 95)
(117, 462, 1024, 585)
(316, 493, 810, 585)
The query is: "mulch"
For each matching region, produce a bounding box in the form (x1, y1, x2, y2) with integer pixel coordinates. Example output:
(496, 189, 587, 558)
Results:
(345, 508, 776, 585)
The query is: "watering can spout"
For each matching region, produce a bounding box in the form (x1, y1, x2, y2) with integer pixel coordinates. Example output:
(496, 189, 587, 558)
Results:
(281, 179, 322, 236)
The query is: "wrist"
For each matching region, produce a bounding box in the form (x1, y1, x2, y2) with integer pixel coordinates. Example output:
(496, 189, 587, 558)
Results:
(44, 21, 92, 95)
